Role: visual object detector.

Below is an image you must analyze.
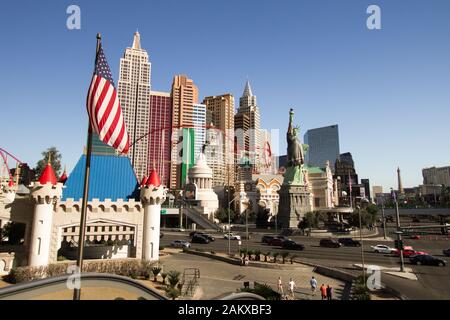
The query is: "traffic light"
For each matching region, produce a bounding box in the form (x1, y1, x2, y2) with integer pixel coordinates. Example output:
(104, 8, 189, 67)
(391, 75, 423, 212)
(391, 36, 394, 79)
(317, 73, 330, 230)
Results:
(394, 240, 404, 250)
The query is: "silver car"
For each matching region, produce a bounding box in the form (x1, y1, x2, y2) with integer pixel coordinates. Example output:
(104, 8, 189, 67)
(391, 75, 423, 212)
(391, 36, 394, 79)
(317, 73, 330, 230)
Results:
(371, 244, 395, 254)
(171, 240, 191, 248)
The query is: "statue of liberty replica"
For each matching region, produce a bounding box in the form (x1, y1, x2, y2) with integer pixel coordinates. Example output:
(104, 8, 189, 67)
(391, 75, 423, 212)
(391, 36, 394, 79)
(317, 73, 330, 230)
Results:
(277, 108, 313, 229)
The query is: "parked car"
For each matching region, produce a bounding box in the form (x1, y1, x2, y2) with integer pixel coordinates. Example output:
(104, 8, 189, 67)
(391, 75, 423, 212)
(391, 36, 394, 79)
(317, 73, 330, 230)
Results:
(443, 249, 450, 257)
(393, 248, 428, 257)
(224, 233, 241, 240)
(371, 244, 395, 254)
(410, 235, 421, 240)
(261, 235, 275, 244)
(191, 235, 210, 244)
(170, 240, 191, 248)
(319, 239, 341, 248)
(338, 238, 361, 247)
(410, 254, 446, 266)
(385, 216, 394, 223)
(282, 240, 305, 251)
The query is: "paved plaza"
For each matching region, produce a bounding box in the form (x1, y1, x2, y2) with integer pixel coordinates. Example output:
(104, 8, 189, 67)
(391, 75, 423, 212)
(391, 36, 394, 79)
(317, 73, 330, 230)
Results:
(159, 252, 350, 300)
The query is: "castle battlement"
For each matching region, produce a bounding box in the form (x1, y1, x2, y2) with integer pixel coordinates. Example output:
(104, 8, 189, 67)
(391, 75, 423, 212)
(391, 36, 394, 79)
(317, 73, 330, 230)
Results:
(57, 198, 143, 214)
(30, 181, 63, 205)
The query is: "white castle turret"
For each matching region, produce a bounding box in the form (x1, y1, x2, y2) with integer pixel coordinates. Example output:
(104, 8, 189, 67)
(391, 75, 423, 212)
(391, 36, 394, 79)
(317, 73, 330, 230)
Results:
(140, 169, 166, 262)
(29, 162, 62, 267)
(2, 179, 17, 204)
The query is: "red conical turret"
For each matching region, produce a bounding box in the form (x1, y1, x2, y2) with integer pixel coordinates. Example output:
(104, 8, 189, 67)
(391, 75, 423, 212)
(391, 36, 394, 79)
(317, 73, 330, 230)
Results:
(39, 163, 57, 185)
(59, 166, 68, 184)
(140, 176, 148, 187)
(147, 169, 161, 187)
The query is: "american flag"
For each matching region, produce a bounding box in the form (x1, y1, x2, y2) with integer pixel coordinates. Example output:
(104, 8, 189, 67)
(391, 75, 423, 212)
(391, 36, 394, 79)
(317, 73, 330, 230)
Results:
(87, 43, 130, 154)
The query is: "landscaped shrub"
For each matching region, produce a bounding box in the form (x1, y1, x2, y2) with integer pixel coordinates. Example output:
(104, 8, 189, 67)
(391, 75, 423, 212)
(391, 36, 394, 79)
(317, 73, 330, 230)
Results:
(6, 259, 155, 284)
(165, 287, 181, 300)
(239, 282, 281, 300)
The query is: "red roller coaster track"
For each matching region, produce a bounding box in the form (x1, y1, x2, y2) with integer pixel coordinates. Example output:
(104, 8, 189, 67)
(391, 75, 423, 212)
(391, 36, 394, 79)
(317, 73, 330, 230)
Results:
(0, 147, 23, 180)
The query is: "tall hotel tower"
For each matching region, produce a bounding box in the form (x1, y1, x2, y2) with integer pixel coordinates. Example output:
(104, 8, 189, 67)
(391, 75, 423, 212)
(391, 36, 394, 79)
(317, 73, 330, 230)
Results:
(169, 75, 199, 190)
(148, 91, 172, 187)
(203, 94, 235, 187)
(236, 81, 261, 170)
(118, 31, 151, 179)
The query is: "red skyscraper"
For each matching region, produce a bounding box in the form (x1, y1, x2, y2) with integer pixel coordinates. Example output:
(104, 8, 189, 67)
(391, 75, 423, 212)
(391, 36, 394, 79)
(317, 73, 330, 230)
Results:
(148, 91, 172, 186)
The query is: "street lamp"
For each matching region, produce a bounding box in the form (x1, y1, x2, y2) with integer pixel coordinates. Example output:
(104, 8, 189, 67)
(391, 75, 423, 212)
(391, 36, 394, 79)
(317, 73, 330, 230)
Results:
(391, 188, 405, 272)
(380, 195, 387, 240)
(357, 197, 370, 286)
(227, 192, 244, 256)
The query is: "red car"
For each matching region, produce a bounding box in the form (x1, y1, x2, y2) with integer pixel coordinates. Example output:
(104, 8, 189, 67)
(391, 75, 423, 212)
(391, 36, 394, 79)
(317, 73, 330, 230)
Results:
(393, 248, 427, 257)
(410, 235, 421, 240)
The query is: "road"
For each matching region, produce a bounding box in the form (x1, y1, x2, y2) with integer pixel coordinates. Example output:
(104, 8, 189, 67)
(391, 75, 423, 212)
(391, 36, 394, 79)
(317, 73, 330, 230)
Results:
(161, 227, 450, 300)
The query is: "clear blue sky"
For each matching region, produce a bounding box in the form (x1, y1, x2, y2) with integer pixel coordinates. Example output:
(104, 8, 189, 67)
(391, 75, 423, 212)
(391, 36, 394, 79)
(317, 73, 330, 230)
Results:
(1, 0, 450, 191)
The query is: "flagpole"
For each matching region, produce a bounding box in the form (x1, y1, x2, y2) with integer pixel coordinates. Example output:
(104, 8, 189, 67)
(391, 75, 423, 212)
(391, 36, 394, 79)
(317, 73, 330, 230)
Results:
(73, 33, 101, 301)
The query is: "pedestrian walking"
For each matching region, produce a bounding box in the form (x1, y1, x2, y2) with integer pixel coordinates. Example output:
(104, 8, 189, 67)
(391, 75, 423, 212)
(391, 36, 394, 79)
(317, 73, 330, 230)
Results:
(310, 276, 317, 296)
(320, 284, 327, 300)
(288, 278, 295, 299)
(277, 277, 284, 295)
(326, 285, 333, 300)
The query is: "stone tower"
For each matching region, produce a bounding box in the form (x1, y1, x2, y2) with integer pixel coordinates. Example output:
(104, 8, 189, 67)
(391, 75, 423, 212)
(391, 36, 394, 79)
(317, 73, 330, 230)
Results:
(29, 162, 63, 267)
(140, 169, 166, 262)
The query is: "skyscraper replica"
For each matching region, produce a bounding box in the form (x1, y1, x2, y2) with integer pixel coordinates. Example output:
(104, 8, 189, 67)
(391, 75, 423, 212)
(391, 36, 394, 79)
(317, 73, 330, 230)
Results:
(148, 91, 172, 187)
(118, 31, 152, 179)
(236, 81, 261, 170)
(203, 94, 235, 187)
(170, 75, 200, 190)
(304, 125, 340, 171)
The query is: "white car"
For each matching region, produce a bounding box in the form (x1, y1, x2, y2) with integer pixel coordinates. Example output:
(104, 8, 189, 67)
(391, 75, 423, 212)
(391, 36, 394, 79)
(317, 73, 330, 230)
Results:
(224, 233, 241, 240)
(171, 240, 191, 248)
(371, 244, 395, 254)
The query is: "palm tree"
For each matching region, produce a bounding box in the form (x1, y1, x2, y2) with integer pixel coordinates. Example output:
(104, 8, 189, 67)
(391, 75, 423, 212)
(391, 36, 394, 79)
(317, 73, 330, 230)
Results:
(290, 254, 297, 264)
(281, 252, 290, 264)
(161, 272, 168, 284)
(167, 270, 181, 288)
(151, 266, 162, 282)
(272, 252, 279, 263)
(254, 250, 261, 262)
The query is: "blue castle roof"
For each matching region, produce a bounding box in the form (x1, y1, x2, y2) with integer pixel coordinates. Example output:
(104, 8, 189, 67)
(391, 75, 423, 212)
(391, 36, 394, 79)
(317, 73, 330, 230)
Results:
(62, 154, 139, 202)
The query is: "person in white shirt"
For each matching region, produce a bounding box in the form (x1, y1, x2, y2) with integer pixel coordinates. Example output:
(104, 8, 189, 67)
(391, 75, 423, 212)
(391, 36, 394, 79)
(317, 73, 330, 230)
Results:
(288, 278, 295, 299)
(310, 276, 318, 296)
